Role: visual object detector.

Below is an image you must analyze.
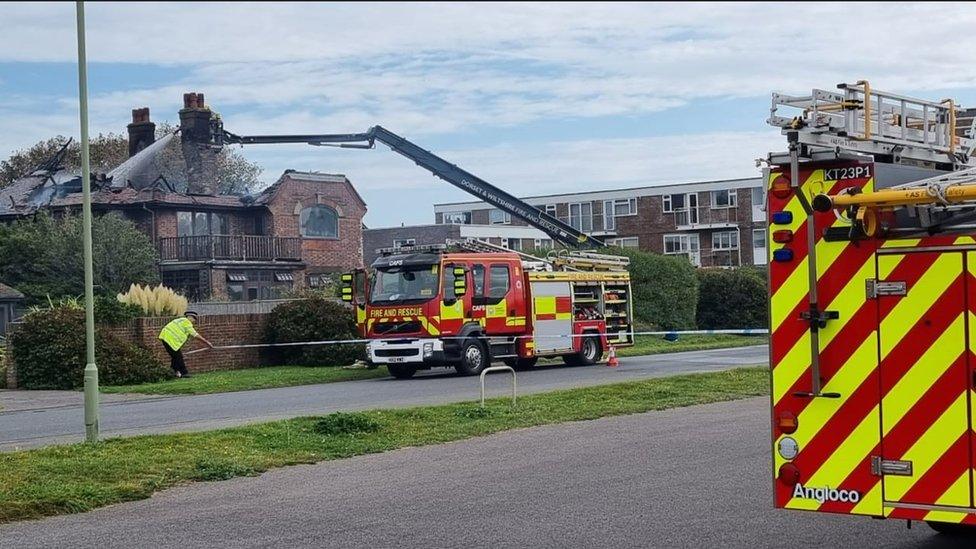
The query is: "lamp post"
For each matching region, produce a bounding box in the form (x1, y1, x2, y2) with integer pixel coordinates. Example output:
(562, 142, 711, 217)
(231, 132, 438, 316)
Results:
(76, 0, 99, 443)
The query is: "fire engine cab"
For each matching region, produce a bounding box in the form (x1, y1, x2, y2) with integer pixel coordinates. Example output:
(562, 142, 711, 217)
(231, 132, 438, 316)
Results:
(767, 81, 976, 534)
(342, 240, 634, 379)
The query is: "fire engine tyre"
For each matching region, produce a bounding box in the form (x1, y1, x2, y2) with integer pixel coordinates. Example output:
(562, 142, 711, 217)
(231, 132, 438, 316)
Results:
(387, 364, 418, 379)
(564, 336, 601, 367)
(455, 339, 489, 376)
(504, 357, 538, 371)
(927, 521, 976, 536)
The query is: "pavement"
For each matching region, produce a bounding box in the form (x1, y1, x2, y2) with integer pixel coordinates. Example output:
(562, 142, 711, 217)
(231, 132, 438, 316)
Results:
(0, 397, 959, 548)
(0, 344, 767, 451)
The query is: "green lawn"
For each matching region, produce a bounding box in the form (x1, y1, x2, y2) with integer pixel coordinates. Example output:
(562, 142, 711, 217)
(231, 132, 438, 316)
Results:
(1, 366, 768, 524)
(616, 334, 766, 357)
(101, 366, 388, 396)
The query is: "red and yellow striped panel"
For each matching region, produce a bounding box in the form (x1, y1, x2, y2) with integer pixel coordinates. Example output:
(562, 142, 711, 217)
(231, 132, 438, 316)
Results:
(534, 296, 572, 321)
(771, 160, 976, 522)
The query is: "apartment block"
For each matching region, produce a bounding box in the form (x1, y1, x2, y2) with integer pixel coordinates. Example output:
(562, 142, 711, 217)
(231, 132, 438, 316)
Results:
(432, 177, 766, 267)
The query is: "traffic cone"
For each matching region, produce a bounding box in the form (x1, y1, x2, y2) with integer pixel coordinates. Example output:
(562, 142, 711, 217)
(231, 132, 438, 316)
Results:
(607, 345, 619, 368)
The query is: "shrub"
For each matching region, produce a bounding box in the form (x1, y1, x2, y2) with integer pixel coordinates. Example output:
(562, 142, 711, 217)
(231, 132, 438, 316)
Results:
(8, 308, 169, 390)
(603, 246, 699, 330)
(265, 296, 364, 366)
(695, 267, 768, 330)
(117, 284, 188, 317)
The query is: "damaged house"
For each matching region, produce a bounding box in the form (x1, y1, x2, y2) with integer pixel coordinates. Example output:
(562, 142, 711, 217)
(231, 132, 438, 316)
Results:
(0, 93, 366, 301)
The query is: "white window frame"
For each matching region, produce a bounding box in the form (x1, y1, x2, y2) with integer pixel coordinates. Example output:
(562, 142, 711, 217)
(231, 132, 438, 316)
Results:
(501, 238, 510, 249)
(663, 234, 700, 254)
(751, 187, 764, 207)
(711, 230, 739, 251)
(544, 204, 557, 217)
(607, 236, 639, 248)
(393, 238, 416, 248)
(489, 209, 512, 225)
(442, 211, 472, 224)
(752, 228, 766, 249)
(710, 189, 737, 209)
(603, 198, 637, 232)
(568, 202, 593, 233)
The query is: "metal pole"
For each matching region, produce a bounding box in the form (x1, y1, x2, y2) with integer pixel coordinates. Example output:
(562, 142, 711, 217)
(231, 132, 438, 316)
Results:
(76, 0, 99, 443)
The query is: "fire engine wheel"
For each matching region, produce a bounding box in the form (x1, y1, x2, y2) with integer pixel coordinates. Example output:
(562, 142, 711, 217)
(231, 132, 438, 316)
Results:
(504, 357, 538, 371)
(455, 339, 489, 376)
(563, 336, 601, 367)
(927, 521, 976, 536)
(387, 364, 417, 379)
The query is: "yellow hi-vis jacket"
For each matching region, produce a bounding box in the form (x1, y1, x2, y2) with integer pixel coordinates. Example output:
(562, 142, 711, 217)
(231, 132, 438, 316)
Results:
(158, 317, 199, 351)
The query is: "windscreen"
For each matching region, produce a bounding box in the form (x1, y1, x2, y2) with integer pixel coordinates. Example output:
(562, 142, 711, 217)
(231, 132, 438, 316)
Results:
(369, 264, 439, 304)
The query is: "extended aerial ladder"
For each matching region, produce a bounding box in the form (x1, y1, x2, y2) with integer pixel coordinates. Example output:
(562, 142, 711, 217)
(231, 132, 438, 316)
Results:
(215, 124, 604, 248)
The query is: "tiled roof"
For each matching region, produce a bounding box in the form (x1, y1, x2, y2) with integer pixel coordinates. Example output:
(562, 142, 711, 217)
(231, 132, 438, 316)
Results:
(0, 282, 24, 300)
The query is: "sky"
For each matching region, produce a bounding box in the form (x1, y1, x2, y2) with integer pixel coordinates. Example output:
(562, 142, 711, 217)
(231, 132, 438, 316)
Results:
(2, 2, 976, 227)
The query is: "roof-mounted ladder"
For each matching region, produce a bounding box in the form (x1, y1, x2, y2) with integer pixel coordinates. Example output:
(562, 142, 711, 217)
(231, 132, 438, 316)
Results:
(768, 81, 976, 168)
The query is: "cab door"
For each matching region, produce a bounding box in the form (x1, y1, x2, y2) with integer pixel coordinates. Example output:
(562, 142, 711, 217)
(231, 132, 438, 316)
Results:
(877, 251, 971, 509)
(483, 261, 521, 335)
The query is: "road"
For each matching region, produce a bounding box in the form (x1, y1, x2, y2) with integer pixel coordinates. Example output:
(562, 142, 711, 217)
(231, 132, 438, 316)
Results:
(0, 397, 956, 548)
(0, 345, 767, 451)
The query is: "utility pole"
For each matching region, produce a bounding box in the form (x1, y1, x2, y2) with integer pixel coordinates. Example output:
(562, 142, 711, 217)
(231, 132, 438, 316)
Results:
(76, 0, 99, 443)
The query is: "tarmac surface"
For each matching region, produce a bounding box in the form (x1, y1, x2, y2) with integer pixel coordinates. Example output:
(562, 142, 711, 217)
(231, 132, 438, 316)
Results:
(0, 344, 767, 451)
(0, 397, 962, 548)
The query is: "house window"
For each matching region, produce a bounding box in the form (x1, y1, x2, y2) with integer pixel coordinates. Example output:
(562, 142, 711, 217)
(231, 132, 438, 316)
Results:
(508, 238, 522, 252)
(607, 237, 639, 248)
(177, 211, 229, 237)
(710, 189, 737, 208)
(662, 194, 686, 213)
(544, 204, 557, 217)
(753, 229, 766, 250)
(489, 209, 511, 225)
(603, 198, 637, 232)
(712, 230, 739, 250)
(393, 238, 416, 248)
(300, 205, 339, 238)
(161, 270, 201, 301)
(663, 234, 701, 266)
(442, 211, 472, 224)
(752, 187, 764, 207)
(568, 202, 593, 233)
(226, 270, 294, 301)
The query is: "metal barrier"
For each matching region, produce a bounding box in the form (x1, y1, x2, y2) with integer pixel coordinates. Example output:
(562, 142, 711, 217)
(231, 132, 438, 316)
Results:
(480, 365, 517, 407)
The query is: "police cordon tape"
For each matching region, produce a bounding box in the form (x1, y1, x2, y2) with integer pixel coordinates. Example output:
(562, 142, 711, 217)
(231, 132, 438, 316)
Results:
(183, 329, 768, 355)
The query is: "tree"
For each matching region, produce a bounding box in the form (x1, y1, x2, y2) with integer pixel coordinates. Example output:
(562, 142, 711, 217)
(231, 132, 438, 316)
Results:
(0, 127, 262, 195)
(0, 212, 160, 304)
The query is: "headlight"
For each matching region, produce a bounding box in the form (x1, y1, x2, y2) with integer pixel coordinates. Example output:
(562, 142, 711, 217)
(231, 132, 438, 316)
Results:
(778, 436, 799, 460)
(423, 342, 434, 357)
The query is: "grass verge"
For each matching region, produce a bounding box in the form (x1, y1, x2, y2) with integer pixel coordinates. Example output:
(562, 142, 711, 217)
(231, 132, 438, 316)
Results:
(1, 366, 767, 524)
(616, 334, 765, 357)
(100, 366, 389, 396)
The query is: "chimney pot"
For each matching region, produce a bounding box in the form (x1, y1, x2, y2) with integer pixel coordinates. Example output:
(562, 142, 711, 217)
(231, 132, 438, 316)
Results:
(197, 93, 205, 108)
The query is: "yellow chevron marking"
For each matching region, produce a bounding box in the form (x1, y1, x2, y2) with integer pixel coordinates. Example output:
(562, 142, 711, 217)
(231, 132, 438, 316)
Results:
(882, 315, 965, 433)
(885, 393, 969, 505)
(772, 257, 877, 403)
(783, 254, 964, 508)
(852, 482, 883, 516)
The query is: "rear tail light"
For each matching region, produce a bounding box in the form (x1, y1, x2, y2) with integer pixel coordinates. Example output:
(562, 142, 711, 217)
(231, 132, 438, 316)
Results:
(778, 463, 801, 486)
(777, 411, 798, 434)
(772, 230, 793, 244)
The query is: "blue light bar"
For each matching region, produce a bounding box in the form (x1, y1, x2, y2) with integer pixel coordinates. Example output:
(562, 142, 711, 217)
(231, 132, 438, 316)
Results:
(772, 211, 793, 225)
(773, 248, 794, 262)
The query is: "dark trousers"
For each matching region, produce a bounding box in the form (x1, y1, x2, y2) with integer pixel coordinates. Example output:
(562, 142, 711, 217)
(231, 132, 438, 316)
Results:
(161, 340, 188, 376)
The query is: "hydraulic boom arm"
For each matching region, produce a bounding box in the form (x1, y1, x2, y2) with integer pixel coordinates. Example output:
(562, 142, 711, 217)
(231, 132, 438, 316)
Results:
(219, 125, 604, 248)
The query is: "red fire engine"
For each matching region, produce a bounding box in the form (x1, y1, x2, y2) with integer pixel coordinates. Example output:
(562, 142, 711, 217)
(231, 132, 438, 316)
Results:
(767, 81, 976, 534)
(342, 241, 634, 378)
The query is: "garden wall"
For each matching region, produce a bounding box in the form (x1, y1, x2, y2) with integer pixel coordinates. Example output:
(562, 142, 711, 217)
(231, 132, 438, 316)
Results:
(5, 313, 271, 388)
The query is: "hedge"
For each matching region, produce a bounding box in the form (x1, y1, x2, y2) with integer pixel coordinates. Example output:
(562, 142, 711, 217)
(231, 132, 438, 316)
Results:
(603, 246, 699, 330)
(695, 267, 768, 330)
(265, 296, 364, 366)
(8, 308, 169, 390)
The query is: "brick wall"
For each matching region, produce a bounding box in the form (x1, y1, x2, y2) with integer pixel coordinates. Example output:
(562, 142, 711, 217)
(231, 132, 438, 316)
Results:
(266, 174, 366, 271)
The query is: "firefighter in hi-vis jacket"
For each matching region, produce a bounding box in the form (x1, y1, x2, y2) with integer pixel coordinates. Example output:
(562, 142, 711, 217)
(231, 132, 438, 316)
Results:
(158, 311, 213, 378)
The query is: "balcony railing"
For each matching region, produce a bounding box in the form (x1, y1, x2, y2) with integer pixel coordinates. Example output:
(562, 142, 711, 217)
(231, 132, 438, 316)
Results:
(159, 235, 303, 262)
(674, 206, 739, 229)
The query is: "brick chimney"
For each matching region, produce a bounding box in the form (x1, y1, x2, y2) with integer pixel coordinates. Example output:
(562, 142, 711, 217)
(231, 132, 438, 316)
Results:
(179, 92, 217, 195)
(127, 107, 155, 157)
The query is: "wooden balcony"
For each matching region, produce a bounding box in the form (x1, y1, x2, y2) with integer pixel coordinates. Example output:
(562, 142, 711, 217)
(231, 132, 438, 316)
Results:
(158, 235, 303, 262)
